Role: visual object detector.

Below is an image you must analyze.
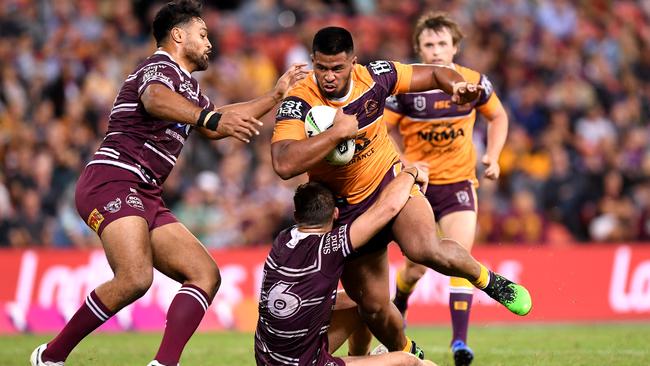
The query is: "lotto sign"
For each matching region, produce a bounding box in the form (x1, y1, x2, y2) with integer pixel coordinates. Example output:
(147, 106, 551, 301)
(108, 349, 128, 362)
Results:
(0, 245, 649, 333)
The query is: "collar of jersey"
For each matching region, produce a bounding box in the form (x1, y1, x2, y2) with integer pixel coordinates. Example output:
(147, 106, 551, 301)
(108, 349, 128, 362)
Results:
(292, 226, 325, 238)
(154, 50, 192, 78)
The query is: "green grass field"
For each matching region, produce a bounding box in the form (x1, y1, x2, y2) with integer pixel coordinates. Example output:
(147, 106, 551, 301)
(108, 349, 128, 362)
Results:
(4, 323, 649, 366)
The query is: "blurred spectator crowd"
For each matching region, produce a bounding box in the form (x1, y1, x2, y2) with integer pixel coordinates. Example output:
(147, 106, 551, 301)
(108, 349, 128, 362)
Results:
(1, 0, 650, 248)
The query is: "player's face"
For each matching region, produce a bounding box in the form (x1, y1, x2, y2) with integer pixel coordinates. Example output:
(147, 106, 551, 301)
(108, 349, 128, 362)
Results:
(181, 18, 211, 71)
(417, 28, 457, 66)
(312, 51, 356, 99)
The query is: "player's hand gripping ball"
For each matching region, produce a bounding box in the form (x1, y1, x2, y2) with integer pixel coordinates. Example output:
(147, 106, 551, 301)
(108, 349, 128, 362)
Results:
(304, 105, 355, 165)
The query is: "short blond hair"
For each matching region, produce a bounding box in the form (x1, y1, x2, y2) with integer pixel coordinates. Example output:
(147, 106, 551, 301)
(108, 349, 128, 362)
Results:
(412, 12, 464, 54)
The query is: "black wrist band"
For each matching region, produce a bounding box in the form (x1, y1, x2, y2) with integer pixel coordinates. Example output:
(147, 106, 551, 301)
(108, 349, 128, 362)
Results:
(197, 109, 210, 128)
(205, 111, 221, 131)
(197, 110, 222, 131)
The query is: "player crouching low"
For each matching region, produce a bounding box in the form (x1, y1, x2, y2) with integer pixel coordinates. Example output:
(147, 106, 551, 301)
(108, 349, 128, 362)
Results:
(255, 165, 436, 366)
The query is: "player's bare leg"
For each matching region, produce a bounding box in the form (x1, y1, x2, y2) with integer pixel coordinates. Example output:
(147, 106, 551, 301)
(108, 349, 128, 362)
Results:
(343, 352, 436, 366)
(341, 249, 415, 354)
(328, 291, 372, 356)
(148, 222, 221, 366)
(393, 258, 427, 316)
(392, 196, 531, 316)
(34, 217, 152, 364)
(329, 291, 436, 366)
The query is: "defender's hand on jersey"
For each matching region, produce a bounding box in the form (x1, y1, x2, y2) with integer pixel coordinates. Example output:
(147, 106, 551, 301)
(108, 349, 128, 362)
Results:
(482, 154, 500, 180)
(412, 161, 430, 178)
(410, 163, 430, 193)
(332, 109, 358, 140)
(451, 81, 483, 105)
(216, 110, 263, 143)
(275, 63, 309, 99)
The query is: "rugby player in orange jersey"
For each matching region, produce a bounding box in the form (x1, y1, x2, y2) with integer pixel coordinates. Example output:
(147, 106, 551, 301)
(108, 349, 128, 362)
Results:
(382, 12, 510, 366)
(271, 26, 531, 359)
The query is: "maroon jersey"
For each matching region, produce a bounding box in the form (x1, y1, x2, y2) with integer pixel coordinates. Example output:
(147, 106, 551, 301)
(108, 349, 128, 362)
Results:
(255, 225, 353, 366)
(87, 50, 214, 186)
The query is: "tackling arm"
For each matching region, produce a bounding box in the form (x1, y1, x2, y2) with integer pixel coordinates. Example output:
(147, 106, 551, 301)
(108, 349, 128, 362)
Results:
(198, 63, 308, 140)
(196, 90, 283, 140)
(141, 84, 261, 143)
(141, 84, 204, 126)
(349, 166, 428, 249)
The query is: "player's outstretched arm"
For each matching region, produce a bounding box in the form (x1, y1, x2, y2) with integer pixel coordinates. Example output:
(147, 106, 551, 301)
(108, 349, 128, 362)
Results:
(197, 63, 308, 141)
(271, 109, 358, 179)
(215, 63, 308, 118)
(409, 64, 483, 105)
(141, 84, 262, 143)
(349, 165, 428, 249)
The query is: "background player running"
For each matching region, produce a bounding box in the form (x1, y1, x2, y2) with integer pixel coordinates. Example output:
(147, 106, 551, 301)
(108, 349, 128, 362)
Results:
(30, 1, 307, 365)
(271, 26, 531, 358)
(383, 12, 509, 366)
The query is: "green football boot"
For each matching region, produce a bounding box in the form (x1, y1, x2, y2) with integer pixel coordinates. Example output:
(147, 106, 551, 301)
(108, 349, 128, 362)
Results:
(483, 272, 532, 316)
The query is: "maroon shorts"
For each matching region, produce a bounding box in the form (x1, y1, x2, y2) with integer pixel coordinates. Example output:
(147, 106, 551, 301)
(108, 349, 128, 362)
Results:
(335, 164, 422, 258)
(425, 180, 476, 220)
(75, 164, 177, 236)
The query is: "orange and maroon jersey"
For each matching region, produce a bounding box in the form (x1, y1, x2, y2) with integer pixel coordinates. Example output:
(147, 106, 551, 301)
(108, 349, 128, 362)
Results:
(384, 64, 503, 186)
(272, 61, 413, 204)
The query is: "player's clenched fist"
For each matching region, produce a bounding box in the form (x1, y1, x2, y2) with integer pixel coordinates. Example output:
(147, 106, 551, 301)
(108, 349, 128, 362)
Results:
(332, 108, 358, 140)
(216, 110, 263, 143)
(482, 154, 501, 180)
(451, 81, 483, 105)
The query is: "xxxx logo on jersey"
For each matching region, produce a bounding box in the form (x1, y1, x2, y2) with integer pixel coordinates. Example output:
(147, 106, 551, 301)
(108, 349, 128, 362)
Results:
(87, 208, 105, 232)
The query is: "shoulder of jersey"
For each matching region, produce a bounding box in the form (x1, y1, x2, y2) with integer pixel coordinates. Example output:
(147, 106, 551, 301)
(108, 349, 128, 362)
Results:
(355, 63, 376, 85)
(289, 73, 319, 96)
(454, 63, 482, 84)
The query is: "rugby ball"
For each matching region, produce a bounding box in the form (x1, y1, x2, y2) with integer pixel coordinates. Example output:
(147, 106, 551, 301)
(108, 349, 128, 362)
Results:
(304, 105, 356, 165)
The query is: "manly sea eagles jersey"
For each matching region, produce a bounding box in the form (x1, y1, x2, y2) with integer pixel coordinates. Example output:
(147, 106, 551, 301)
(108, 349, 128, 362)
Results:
(87, 50, 214, 186)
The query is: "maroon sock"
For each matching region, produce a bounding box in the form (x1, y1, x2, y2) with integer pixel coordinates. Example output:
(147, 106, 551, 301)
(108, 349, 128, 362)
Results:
(43, 290, 113, 362)
(449, 292, 473, 344)
(154, 284, 211, 365)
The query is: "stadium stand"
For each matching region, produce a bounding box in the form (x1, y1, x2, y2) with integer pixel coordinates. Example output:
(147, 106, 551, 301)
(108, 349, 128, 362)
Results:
(0, 0, 649, 247)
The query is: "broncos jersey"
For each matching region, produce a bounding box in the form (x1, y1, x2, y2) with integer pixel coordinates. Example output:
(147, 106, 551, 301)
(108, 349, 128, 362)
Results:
(272, 61, 413, 204)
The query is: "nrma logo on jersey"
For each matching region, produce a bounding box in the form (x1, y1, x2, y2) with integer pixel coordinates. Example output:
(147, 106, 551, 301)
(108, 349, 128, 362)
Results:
(418, 122, 465, 147)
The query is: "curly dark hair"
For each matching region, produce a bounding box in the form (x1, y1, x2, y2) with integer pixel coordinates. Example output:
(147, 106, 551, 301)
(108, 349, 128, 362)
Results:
(152, 0, 203, 47)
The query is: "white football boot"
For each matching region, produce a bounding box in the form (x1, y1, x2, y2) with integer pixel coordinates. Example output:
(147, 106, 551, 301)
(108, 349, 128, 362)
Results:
(30, 344, 64, 366)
